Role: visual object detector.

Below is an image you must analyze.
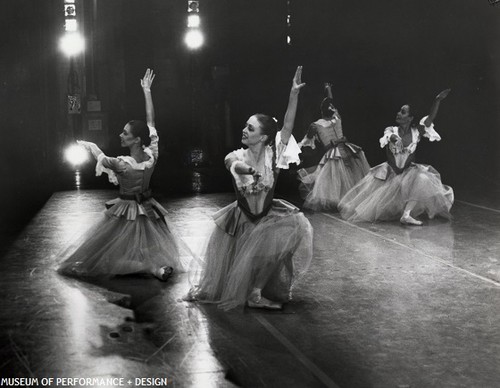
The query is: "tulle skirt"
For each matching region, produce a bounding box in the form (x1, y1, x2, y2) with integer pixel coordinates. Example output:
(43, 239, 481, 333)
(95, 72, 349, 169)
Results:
(298, 146, 370, 211)
(190, 199, 314, 310)
(338, 162, 454, 222)
(58, 198, 190, 278)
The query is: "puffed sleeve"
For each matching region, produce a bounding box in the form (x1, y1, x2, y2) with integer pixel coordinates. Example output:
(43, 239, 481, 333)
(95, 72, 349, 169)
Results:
(147, 125, 159, 160)
(275, 131, 301, 169)
(225, 149, 252, 191)
(96, 154, 121, 185)
(380, 127, 397, 148)
(419, 116, 441, 142)
(224, 149, 244, 168)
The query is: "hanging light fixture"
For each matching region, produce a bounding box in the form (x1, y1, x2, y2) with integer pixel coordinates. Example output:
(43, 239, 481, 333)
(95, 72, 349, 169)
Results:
(184, 1, 204, 50)
(60, 0, 85, 56)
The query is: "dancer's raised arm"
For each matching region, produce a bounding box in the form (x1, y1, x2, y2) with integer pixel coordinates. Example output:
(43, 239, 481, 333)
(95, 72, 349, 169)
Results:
(325, 82, 333, 99)
(141, 68, 156, 127)
(281, 66, 306, 145)
(421, 89, 450, 129)
(140, 68, 159, 160)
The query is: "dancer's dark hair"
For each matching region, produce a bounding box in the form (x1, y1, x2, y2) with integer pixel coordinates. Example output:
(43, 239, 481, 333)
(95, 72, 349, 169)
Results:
(127, 120, 151, 147)
(254, 114, 279, 146)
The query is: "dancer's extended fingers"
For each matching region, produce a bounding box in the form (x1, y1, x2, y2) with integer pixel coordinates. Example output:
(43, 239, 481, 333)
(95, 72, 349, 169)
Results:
(436, 88, 451, 100)
(295, 66, 302, 83)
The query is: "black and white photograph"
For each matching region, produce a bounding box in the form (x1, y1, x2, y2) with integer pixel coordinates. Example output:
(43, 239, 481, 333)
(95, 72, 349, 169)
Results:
(1, 1, 499, 387)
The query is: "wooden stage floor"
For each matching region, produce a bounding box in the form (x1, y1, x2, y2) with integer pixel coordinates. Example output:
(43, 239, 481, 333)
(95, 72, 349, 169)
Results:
(1, 190, 499, 387)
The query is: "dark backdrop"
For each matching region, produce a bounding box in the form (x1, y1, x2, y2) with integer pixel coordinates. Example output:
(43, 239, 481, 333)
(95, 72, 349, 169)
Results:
(1, 0, 499, 229)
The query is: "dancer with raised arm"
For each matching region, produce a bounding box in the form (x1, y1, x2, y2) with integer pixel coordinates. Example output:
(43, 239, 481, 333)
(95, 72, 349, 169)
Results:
(186, 66, 313, 310)
(338, 89, 454, 225)
(59, 69, 189, 280)
(298, 83, 370, 210)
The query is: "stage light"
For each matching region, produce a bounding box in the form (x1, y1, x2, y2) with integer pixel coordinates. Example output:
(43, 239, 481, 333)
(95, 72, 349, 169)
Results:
(187, 14, 200, 28)
(185, 29, 204, 50)
(187, 1, 199, 12)
(60, 32, 85, 56)
(64, 4, 76, 18)
(65, 144, 88, 166)
(65, 19, 78, 32)
(185, 0, 203, 49)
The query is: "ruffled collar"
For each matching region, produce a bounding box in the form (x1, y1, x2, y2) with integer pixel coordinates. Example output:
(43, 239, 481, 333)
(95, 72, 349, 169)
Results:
(117, 147, 154, 170)
(388, 126, 420, 154)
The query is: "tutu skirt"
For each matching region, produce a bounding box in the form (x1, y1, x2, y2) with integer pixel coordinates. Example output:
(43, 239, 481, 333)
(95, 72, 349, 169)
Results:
(58, 197, 190, 278)
(191, 199, 313, 310)
(338, 162, 454, 222)
(298, 144, 370, 211)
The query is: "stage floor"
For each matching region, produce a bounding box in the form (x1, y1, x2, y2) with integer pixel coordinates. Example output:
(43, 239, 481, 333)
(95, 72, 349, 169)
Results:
(1, 190, 499, 387)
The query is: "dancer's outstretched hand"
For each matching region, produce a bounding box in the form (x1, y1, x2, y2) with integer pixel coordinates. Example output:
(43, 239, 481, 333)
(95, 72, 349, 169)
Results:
(324, 82, 334, 99)
(141, 68, 155, 90)
(76, 140, 95, 150)
(436, 89, 451, 101)
(77, 140, 101, 158)
(292, 66, 306, 93)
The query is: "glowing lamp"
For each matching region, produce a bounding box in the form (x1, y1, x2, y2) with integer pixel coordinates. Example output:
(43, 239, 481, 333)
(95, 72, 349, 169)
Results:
(65, 144, 88, 166)
(59, 32, 85, 57)
(184, 29, 204, 50)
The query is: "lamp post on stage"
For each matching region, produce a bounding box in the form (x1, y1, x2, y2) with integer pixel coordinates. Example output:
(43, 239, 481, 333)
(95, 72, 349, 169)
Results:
(60, 0, 87, 188)
(183, 1, 207, 192)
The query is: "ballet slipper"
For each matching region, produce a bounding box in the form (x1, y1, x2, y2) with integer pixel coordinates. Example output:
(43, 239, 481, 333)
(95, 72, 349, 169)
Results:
(400, 215, 423, 226)
(155, 266, 174, 281)
(247, 291, 282, 310)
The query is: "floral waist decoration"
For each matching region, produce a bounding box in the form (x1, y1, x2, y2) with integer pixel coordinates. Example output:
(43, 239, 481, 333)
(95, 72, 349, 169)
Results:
(388, 138, 406, 155)
(238, 176, 272, 195)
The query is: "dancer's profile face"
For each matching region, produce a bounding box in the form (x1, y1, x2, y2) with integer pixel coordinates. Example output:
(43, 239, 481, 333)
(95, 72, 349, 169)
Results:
(241, 115, 266, 146)
(120, 123, 139, 148)
(395, 105, 413, 125)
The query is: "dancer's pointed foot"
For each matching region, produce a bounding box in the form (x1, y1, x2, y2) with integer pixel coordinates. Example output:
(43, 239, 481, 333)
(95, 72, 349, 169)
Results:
(400, 215, 423, 226)
(247, 289, 282, 310)
(155, 266, 174, 281)
(247, 296, 283, 310)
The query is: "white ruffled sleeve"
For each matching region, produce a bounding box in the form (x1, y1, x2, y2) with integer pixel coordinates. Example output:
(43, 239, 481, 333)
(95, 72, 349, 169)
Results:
(419, 116, 441, 142)
(275, 131, 301, 169)
(380, 127, 397, 148)
(147, 125, 159, 160)
(226, 149, 252, 191)
(96, 153, 119, 185)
